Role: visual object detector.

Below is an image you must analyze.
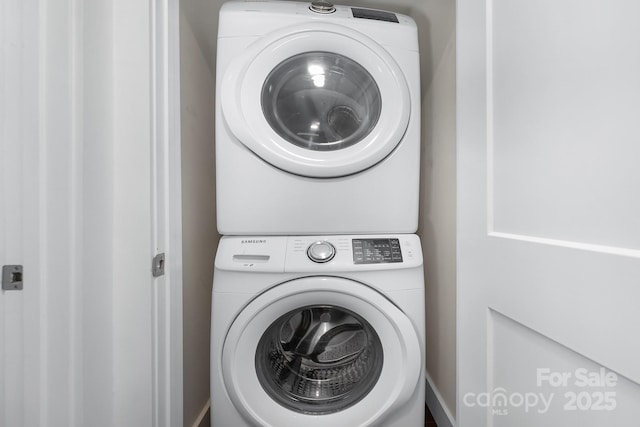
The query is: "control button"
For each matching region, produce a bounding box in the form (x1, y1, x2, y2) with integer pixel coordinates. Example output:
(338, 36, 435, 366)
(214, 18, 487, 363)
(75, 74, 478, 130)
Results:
(309, 0, 336, 14)
(307, 241, 336, 263)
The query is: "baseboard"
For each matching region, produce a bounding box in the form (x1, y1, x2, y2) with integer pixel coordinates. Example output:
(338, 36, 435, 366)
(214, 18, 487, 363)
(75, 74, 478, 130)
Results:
(192, 399, 211, 427)
(425, 374, 456, 427)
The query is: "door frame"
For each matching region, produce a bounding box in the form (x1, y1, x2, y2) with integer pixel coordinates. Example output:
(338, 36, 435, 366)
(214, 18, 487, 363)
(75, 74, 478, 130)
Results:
(1, 0, 183, 425)
(151, 0, 184, 425)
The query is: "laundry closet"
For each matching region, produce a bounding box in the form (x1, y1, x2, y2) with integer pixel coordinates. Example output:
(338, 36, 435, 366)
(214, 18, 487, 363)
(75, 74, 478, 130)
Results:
(180, 0, 455, 426)
(0, 1, 454, 426)
(182, 1, 640, 426)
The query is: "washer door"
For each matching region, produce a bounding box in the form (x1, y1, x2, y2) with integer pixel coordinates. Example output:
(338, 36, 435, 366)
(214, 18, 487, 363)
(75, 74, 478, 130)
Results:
(222, 277, 421, 427)
(220, 23, 411, 178)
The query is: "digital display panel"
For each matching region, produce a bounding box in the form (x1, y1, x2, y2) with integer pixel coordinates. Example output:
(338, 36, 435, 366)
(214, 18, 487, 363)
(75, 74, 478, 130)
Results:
(352, 238, 403, 264)
(351, 8, 399, 23)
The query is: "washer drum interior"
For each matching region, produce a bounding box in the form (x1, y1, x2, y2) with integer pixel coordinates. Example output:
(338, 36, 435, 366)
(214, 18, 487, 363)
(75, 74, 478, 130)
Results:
(255, 305, 384, 414)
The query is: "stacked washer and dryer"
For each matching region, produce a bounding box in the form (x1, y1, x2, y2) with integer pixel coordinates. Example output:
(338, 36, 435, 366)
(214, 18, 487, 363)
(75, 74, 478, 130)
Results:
(211, 1, 425, 426)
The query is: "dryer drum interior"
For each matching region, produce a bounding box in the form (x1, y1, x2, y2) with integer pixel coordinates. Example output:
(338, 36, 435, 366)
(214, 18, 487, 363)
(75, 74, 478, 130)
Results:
(255, 305, 384, 414)
(261, 52, 382, 151)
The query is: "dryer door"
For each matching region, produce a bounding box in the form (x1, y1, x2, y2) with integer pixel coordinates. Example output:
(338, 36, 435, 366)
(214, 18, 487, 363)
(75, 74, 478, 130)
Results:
(221, 277, 421, 426)
(220, 23, 411, 178)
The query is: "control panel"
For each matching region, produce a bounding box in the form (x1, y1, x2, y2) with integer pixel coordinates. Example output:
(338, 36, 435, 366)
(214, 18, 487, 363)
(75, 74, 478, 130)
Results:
(291, 235, 420, 271)
(308, 1, 399, 23)
(215, 235, 422, 272)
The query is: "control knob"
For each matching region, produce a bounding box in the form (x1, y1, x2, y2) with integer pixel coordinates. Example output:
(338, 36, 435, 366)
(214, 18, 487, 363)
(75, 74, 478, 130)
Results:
(309, 0, 336, 14)
(307, 241, 336, 263)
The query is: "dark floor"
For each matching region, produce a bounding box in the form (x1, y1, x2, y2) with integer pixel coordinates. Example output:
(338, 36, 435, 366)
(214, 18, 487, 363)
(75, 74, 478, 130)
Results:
(426, 405, 437, 426)
(201, 405, 437, 426)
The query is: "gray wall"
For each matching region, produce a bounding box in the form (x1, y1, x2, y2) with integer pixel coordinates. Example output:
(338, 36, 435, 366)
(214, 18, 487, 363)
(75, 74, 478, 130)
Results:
(180, 6, 219, 426)
(418, 12, 457, 420)
(178, 0, 457, 424)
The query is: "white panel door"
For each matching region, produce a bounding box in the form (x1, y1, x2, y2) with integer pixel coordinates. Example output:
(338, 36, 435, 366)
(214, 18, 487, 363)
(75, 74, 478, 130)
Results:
(1, 1, 182, 426)
(1, 1, 80, 425)
(458, 1, 640, 426)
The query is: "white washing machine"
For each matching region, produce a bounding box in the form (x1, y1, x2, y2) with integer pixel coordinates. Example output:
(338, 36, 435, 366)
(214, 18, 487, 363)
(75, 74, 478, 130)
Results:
(215, 1, 421, 235)
(211, 234, 425, 427)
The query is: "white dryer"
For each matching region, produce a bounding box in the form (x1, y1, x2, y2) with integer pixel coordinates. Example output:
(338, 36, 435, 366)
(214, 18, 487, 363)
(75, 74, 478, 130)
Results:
(211, 234, 425, 427)
(215, 1, 421, 235)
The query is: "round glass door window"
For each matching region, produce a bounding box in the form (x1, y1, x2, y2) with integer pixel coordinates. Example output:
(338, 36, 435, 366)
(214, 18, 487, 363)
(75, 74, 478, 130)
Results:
(261, 52, 382, 151)
(255, 305, 383, 414)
